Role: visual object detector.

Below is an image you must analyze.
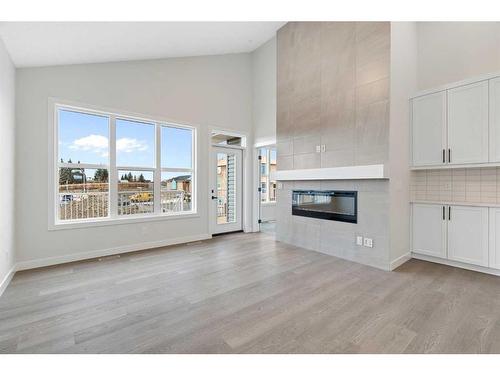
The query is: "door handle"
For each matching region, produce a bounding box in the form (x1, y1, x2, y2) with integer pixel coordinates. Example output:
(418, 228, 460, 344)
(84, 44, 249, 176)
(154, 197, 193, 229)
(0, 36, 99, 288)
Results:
(442, 206, 445, 220)
(448, 148, 451, 163)
(211, 196, 218, 200)
(442, 149, 445, 163)
(448, 206, 451, 221)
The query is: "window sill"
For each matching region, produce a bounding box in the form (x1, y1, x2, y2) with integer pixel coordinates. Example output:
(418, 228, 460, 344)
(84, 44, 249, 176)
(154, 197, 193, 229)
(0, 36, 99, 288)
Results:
(49, 212, 200, 231)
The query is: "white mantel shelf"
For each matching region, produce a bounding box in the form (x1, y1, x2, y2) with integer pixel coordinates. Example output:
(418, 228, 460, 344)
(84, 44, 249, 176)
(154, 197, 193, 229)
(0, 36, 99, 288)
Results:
(275, 164, 388, 181)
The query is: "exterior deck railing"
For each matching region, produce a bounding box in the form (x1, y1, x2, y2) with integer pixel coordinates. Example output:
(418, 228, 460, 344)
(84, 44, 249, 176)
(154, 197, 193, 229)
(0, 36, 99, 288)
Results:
(58, 190, 188, 220)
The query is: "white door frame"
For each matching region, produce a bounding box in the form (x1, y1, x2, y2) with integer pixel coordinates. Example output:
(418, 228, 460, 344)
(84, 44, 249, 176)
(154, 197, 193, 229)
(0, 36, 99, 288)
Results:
(209, 145, 244, 235)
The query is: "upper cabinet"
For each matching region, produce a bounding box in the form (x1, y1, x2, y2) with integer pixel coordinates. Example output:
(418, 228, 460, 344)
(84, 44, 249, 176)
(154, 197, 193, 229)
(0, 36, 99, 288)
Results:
(410, 74, 500, 168)
(447, 81, 489, 165)
(489, 77, 500, 162)
(411, 91, 447, 166)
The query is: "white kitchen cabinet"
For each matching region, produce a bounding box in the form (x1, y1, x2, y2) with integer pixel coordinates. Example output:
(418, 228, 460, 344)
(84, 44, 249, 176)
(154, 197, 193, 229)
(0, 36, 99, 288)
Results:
(488, 208, 500, 270)
(447, 205, 489, 267)
(411, 203, 447, 259)
(489, 77, 500, 162)
(447, 81, 489, 165)
(411, 91, 447, 166)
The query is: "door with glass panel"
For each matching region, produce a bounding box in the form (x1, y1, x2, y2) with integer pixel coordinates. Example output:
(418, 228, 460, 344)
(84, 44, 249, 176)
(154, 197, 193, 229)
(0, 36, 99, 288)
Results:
(210, 147, 243, 234)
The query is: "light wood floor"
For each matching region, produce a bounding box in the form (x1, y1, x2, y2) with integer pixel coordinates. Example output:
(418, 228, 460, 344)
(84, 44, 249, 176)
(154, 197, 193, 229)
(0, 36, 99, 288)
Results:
(1, 231, 500, 353)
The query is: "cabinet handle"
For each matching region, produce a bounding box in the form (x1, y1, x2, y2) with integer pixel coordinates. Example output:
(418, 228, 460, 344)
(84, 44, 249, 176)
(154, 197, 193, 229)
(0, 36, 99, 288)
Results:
(442, 149, 445, 163)
(448, 206, 451, 221)
(442, 206, 445, 220)
(448, 148, 451, 163)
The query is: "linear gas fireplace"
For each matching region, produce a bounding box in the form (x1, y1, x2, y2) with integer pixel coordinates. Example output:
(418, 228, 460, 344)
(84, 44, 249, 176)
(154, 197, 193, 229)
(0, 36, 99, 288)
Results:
(292, 190, 357, 223)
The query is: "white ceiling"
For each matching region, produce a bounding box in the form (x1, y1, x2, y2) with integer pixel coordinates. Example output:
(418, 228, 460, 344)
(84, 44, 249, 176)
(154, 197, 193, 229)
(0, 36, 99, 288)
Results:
(0, 22, 285, 68)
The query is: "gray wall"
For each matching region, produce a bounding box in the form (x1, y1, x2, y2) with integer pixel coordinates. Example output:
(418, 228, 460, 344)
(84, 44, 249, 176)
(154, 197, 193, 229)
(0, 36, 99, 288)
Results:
(0, 38, 16, 288)
(276, 180, 390, 269)
(275, 22, 393, 270)
(276, 22, 390, 171)
(15, 53, 254, 266)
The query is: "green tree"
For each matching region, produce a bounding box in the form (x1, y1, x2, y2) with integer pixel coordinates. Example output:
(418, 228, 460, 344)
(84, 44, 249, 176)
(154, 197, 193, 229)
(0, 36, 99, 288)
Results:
(138, 173, 145, 183)
(127, 172, 133, 181)
(94, 169, 109, 183)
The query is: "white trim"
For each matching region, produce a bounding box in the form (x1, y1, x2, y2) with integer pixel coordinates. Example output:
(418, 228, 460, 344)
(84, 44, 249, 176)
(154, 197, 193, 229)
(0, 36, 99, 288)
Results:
(254, 139, 276, 148)
(389, 252, 412, 271)
(116, 166, 156, 172)
(412, 253, 500, 277)
(0, 266, 16, 297)
(15, 233, 212, 271)
(410, 160, 500, 170)
(276, 164, 388, 181)
(411, 200, 500, 209)
(49, 212, 200, 231)
(410, 71, 500, 99)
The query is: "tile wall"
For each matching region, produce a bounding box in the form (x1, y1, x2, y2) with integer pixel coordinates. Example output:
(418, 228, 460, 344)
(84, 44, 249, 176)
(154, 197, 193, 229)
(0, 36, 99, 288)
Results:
(410, 167, 500, 204)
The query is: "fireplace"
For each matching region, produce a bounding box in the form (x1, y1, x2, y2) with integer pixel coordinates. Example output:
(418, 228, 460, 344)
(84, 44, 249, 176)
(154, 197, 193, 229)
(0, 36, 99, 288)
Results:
(292, 190, 357, 223)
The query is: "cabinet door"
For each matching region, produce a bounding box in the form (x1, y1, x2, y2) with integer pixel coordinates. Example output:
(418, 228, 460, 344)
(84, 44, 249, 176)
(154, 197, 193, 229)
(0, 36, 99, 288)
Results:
(448, 81, 489, 164)
(448, 205, 488, 266)
(489, 77, 500, 162)
(412, 204, 447, 259)
(488, 208, 500, 269)
(411, 91, 447, 166)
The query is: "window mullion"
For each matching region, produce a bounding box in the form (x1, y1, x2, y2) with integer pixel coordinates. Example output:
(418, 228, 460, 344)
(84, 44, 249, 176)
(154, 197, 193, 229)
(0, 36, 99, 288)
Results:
(154, 123, 161, 214)
(109, 115, 118, 219)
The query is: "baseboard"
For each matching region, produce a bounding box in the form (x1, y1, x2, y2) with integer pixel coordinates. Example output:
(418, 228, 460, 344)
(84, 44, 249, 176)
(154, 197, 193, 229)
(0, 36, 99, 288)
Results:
(15, 233, 212, 271)
(0, 266, 16, 297)
(389, 252, 412, 271)
(412, 253, 500, 277)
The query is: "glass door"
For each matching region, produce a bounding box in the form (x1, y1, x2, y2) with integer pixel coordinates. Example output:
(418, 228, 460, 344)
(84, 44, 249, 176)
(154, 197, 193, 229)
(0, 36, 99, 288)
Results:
(210, 146, 243, 234)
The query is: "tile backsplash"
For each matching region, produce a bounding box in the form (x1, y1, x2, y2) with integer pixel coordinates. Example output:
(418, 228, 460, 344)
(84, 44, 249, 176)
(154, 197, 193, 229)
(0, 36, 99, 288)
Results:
(410, 167, 500, 204)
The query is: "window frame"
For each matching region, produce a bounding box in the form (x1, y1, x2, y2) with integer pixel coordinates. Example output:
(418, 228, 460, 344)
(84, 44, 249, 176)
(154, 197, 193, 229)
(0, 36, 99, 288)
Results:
(49, 100, 197, 230)
(259, 147, 277, 205)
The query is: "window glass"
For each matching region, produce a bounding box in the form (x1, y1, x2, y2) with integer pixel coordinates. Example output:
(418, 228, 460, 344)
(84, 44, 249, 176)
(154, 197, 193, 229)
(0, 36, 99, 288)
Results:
(116, 119, 155, 167)
(161, 172, 193, 213)
(56, 106, 195, 224)
(58, 109, 109, 165)
(117, 170, 154, 216)
(161, 126, 193, 168)
(58, 167, 109, 220)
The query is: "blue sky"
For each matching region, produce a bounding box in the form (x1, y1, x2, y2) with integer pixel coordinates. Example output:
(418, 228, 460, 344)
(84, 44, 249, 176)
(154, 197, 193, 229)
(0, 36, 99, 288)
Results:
(59, 109, 192, 168)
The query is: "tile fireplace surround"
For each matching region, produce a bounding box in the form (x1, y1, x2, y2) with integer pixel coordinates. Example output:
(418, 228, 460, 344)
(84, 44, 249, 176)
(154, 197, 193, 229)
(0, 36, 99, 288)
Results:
(276, 179, 391, 270)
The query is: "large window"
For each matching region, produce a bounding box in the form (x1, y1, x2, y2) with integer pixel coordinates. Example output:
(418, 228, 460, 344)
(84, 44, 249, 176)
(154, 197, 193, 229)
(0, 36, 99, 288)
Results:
(55, 105, 195, 225)
(259, 147, 277, 203)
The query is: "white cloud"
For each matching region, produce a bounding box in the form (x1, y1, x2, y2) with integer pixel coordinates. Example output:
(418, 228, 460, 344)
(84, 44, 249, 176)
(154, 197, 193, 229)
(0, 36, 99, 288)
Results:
(68, 135, 148, 157)
(116, 138, 148, 153)
(69, 134, 109, 157)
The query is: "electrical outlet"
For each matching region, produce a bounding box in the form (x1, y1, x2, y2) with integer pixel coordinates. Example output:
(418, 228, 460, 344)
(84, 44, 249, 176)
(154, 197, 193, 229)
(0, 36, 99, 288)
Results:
(277, 182, 283, 190)
(363, 238, 373, 248)
(356, 236, 363, 246)
(316, 145, 321, 153)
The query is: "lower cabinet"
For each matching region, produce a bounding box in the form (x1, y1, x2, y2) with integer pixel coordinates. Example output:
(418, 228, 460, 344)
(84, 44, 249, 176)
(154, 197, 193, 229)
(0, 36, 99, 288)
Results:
(447, 205, 488, 266)
(412, 204, 447, 259)
(411, 203, 489, 267)
(489, 208, 500, 270)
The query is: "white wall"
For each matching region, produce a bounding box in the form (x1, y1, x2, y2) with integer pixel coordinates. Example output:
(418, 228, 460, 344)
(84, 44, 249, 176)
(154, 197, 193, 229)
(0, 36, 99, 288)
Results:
(0, 38, 16, 292)
(389, 22, 418, 266)
(251, 37, 276, 146)
(15, 53, 254, 267)
(417, 22, 500, 90)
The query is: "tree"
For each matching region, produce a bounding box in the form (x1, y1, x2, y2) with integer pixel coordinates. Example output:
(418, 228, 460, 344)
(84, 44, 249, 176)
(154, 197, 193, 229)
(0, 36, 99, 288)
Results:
(127, 172, 133, 181)
(94, 169, 109, 183)
(138, 173, 145, 183)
